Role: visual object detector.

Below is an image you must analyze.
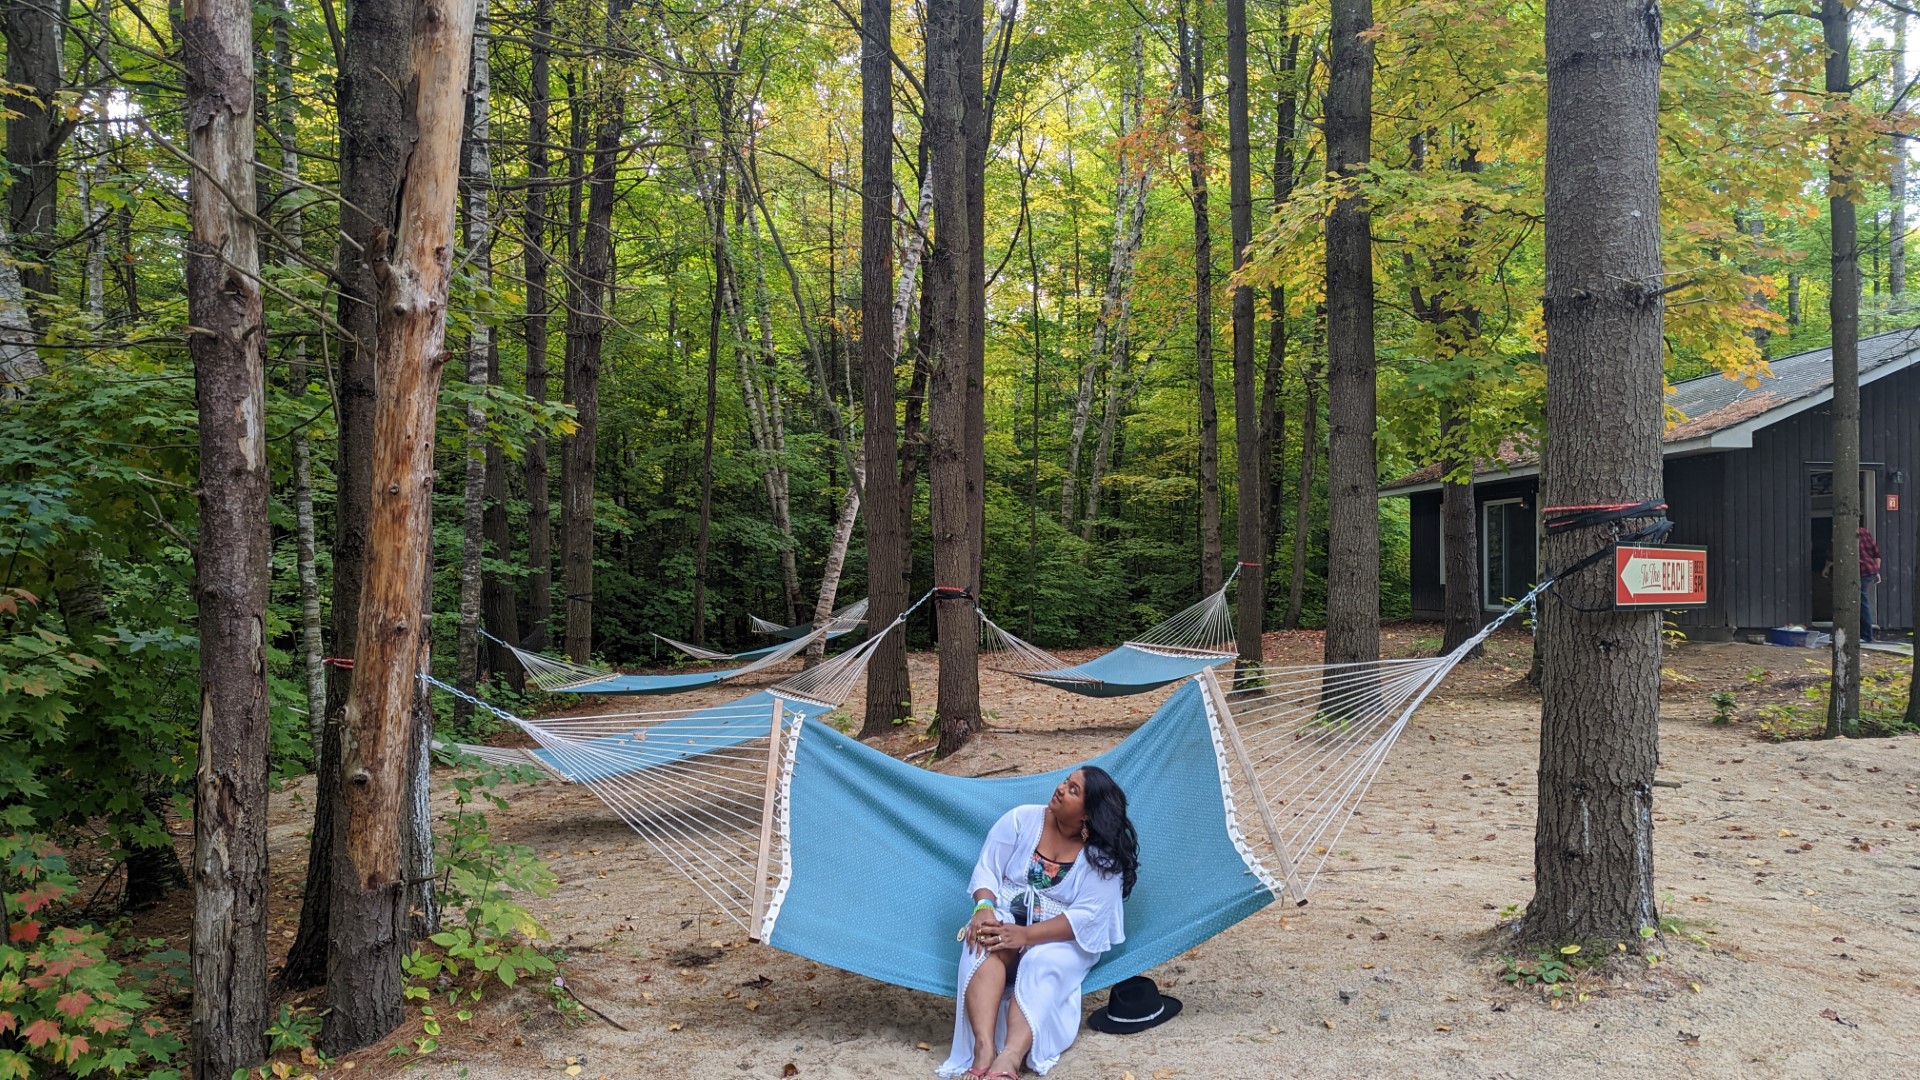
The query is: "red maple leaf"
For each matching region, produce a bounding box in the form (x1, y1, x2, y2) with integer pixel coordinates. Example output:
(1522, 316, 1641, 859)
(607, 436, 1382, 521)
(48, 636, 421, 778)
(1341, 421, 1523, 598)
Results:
(0, 1010, 15, 1034)
(21, 1017, 59, 1048)
(6, 921, 39, 944)
(55, 992, 91, 1019)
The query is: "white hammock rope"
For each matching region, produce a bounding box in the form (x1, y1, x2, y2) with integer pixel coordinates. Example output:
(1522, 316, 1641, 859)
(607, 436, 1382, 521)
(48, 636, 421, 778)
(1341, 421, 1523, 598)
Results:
(431, 590, 940, 930)
(657, 598, 871, 662)
(433, 579, 1545, 926)
(488, 619, 831, 694)
(976, 566, 1242, 679)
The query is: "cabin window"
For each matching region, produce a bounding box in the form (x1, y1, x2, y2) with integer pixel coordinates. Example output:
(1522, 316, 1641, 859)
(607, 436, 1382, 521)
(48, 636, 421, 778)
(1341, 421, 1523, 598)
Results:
(1482, 498, 1537, 611)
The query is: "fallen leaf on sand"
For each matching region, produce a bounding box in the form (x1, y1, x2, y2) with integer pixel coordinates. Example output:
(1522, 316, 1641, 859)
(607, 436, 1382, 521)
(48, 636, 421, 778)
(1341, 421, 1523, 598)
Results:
(668, 1023, 683, 1032)
(1321, 1019, 1335, 1030)
(1778, 828, 1795, 837)
(915, 1041, 930, 1051)
(565, 1067, 582, 1077)
(782, 1065, 800, 1077)
(1434, 1025, 1452, 1032)
(1821, 1009, 1858, 1028)
(565, 1057, 578, 1066)
(1268, 1026, 1279, 1034)
(1679, 1031, 1701, 1046)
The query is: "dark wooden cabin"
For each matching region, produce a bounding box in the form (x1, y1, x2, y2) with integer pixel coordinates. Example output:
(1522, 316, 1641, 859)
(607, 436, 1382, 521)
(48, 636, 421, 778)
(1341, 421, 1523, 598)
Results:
(1383, 328, 1920, 639)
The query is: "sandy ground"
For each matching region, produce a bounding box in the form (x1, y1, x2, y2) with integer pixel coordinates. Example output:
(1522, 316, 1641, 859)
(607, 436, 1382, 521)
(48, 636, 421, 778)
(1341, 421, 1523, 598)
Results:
(149, 628, 1920, 1079)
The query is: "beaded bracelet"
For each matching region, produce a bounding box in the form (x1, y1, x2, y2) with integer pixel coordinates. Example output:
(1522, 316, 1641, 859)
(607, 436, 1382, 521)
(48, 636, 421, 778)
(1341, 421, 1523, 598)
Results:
(972, 898, 996, 914)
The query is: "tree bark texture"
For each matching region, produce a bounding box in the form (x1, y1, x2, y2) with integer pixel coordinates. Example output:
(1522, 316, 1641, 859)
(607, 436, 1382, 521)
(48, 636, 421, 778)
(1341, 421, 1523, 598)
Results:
(1525, 0, 1665, 946)
(523, 0, 554, 647)
(860, 0, 912, 735)
(929, 0, 981, 755)
(1323, 0, 1379, 666)
(1893, 14, 1908, 303)
(1225, 0, 1261, 664)
(0, 217, 45, 393)
(3, 0, 63, 304)
(183, 0, 270, 1069)
(455, 0, 493, 722)
(285, 0, 416, 991)
(1439, 459, 1481, 656)
(694, 259, 721, 644)
(1260, 31, 1299, 575)
(323, 0, 474, 1051)
(562, 0, 630, 664)
(1824, 0, 1862, 734)
(1178, 2, 1222, 598)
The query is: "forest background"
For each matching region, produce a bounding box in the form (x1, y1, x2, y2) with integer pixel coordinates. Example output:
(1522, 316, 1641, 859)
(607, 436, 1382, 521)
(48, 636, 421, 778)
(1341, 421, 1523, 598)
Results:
(2, 0, 1918, 1074)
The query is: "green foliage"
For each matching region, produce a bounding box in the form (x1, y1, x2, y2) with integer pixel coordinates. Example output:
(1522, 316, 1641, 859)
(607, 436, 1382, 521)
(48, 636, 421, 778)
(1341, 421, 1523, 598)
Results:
(1757, 669, 1914, 740)
(1498, 944, 1593, 1003)
(0, 824, 183, 1077)
(1711, 691, 1738, 726)
(400, 760, 558, 1019)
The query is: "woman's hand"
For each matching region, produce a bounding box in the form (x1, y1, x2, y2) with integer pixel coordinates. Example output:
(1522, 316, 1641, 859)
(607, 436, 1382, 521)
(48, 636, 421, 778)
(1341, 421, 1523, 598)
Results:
(982, 923, 1031, 953)
(966, 907, 1001, 956)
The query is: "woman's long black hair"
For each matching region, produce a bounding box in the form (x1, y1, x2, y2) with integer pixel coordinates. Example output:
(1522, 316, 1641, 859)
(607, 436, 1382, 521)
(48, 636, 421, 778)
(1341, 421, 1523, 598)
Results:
(1078, 765, 1139, 898)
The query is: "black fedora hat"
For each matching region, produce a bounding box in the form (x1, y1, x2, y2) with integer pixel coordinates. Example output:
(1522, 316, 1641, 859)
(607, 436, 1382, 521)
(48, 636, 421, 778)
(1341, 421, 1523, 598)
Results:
(1088, 976, 1183, 1035)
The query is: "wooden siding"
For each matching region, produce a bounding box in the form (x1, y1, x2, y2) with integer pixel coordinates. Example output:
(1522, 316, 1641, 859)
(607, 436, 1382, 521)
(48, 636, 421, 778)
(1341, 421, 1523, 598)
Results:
(1392, 362, 1918, 631)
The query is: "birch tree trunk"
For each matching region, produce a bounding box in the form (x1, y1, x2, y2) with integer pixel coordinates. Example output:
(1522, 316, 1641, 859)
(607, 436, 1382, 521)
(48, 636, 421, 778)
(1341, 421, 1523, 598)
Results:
(1823, 0, 1863, 733)
(1178, 1, 1222, 597)
(1323, 0, 1380, 666)
(742, 193, 805, 622)
(454, 0, 492, 722)
(0, 218, 44, 392)
(183, 0, 270, 1069)
(323, 0, 474, 1050)
(1525, 0, 1664, 947)
(522, 0, 553, 649)
(1063, 35, 1148, 532)
(1225, 0, 1261, 663)
(284, 0, 416, 992)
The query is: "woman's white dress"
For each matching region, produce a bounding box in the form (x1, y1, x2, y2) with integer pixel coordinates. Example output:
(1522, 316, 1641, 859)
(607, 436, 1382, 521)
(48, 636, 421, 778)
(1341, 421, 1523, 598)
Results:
(936, 804, 1126, 1077)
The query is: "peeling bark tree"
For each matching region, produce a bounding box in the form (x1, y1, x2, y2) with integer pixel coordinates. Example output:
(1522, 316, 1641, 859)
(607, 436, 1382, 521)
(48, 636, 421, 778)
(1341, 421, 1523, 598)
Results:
(860, 0, 911, 736)
(1525, 0, 1664, 946)
(283, 0, 415, 991)
(1323, 0, 1379, 666)
(323, 0, 474, 1051)
(1178, 0, 1223, 597)
(1226, 0, 1261, 664)
(1822, 0, 1862, 735)
(183, 0, 270, 1069)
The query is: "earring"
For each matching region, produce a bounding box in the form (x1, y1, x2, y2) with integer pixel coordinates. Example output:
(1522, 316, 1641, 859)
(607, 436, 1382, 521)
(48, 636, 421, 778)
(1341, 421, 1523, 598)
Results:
(1080, 823, 1088, 840)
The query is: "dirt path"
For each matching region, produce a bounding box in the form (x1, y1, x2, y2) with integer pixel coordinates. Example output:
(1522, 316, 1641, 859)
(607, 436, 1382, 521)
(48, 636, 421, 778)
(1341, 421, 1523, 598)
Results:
(244, 630, 1919, 1079)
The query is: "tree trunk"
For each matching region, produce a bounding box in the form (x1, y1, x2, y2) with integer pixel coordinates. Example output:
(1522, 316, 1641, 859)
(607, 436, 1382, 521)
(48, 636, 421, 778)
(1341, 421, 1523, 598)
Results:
(294, 436, 328, 736)
(455, 0, 493, 723)
(1065, 34, 1149, 533)
(1524, 0, 1664, 947)
(1323, 0, 1379, 666)
(561, 0, 630, 665)
(0, 217, 43, 393)
(1893, 14, 1908, 305)
(284, 0, 416, 992)
(930, 0, 981, 756)
(522, 0, 554, 648)
(1283, 356, 1321, 630)
(808, 456, 863, 665)
(1178, 1, 1222, 597)
(1225, 0, 1261, 663)
(3, 0, 63, 305)
(693, 261, 721, 644)
(861, 0, 910, 735)
(1439, 459, 1481, 656)
(323, 0, 473, 1051)
(1824, 0, 1862, 734)
(1261, 32, 1299, 573)
(184, 0, 270, 1068)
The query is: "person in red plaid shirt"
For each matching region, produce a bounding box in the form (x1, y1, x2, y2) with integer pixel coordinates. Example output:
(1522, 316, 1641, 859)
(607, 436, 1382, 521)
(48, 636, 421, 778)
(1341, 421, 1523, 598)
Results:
(1825, 521, 1882, 643)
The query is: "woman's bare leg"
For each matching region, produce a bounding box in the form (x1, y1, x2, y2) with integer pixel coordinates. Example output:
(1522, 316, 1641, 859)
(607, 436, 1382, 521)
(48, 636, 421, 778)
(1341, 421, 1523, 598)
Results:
(989, 981, 1034, 1076)
(964, 951, 1011, 1073)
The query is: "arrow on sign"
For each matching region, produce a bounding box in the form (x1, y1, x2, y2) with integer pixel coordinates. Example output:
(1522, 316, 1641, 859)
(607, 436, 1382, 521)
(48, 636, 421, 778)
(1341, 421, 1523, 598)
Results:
(1620, 555, 1694, 595)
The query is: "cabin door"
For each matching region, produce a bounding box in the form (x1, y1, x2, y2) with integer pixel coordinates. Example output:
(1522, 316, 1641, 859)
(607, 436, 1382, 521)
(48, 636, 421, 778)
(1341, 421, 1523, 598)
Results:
(1809, 468, 1879, 627)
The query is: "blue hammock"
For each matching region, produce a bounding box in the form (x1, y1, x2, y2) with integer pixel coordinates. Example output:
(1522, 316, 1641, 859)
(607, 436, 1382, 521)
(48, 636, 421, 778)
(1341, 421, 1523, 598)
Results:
(525, 691, 838, 780)
(1005, 643, 1235, 698)
(768, 680, 1273, 994)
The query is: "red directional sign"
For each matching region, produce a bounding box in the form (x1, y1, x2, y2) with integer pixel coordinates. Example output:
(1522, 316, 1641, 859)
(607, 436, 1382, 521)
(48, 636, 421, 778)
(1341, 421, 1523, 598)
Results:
(1613, 544, 1707, 609)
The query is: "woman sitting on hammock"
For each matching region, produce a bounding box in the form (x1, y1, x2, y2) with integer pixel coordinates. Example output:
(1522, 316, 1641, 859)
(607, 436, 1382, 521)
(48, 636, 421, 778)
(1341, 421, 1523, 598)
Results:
(938, 766, 1139, 1079)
